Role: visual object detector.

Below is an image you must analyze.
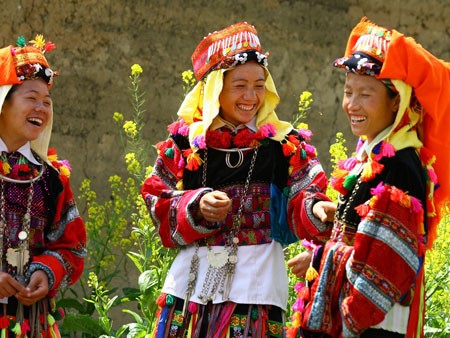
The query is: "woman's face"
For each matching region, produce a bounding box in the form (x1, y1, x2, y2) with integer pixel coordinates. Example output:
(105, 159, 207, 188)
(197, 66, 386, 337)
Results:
(0, 79, 52, 151)
(219, 61, 265, 126)
(343, 73, 399, 143)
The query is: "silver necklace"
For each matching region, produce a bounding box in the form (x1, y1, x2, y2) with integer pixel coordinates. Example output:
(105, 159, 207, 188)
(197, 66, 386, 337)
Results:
(183, 146, 259, 314)
(0, 165, 44, 277)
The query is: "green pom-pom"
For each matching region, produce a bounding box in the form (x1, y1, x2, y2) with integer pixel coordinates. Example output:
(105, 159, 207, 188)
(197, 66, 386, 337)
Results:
(166, 294, 174, 306)
(251, 308, 259, 320)
(300, 148, 307, 160)
(165, 148, 174, 158)
(16, 36, 26, 47)
(343, 174, 358, 190)
(283, 187, 290, 197)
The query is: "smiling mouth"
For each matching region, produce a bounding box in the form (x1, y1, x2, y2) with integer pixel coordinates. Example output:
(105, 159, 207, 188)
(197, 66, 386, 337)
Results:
(350, 115, 366, 124)
(237, 104, 255, 111)
(28, 118, 43, 126)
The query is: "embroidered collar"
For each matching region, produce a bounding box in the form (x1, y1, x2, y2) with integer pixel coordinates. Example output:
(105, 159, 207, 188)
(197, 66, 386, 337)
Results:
(0, 139, 42, 166)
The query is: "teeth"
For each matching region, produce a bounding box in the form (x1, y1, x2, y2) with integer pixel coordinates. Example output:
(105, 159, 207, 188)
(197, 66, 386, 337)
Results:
(237, 104, 254, 111)
(351, 116, 366, 123)
(28, 118, 43, 126)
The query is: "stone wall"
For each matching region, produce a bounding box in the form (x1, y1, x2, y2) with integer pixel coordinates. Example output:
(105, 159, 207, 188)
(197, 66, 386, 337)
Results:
(1, 0, 449, 197)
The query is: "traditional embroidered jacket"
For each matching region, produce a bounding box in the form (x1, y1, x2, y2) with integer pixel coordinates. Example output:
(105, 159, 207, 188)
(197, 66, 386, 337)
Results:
(0, 150, 86, 337)
(302, 145, 426, 336)
(142, 127, 330, 250)
(296, 24, 449, 338)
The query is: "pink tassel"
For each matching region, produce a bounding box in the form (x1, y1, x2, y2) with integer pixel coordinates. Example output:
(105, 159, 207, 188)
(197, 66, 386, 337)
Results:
(410, 196, 423, 214)
(188, 301, 198, 314)
(342, 157, 358, 171)
(370, 182, 385, 197)
(259, 123, 276, 137)
(298, 128, 313, 140)
(167, 120, 181, 134)
(179, 125, 189, 136)
(381, 141, 396, 157)
(427, 168, 438, 184)
(304, 143, 316, 156)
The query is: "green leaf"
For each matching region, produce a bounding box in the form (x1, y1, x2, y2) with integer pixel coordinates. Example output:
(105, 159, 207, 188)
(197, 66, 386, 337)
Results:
(62, 313, 105, 337)
(57, 298, 89, 314)
(122, 309, 144, 324)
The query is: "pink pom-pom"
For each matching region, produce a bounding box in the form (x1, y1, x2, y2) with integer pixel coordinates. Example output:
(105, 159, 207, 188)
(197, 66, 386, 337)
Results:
(193, 135, 206, 149)
(370, 181, 385, 197)
(188, 301, 198, 314)
(167, 121, 181, 134)
(298, 128, 313, 140)
(343, 157, 358, 171)
(381, 142, 396, 158)
(304, 143, 316, 156)
(179, 125, 190, 136)
(427, 168, 438, 184)
(259, 123, 276, 137)
(410, 196, 423, 214)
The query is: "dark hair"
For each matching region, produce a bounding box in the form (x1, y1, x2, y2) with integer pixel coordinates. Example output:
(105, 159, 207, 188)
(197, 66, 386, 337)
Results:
(5, 85, 19, 100)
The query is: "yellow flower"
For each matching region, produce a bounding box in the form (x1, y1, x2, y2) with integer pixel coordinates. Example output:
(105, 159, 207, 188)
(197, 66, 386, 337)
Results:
(123, 121, 137, 137)
(29, 34, 46, 49)
(297, 122, 309, 130)
(124, 153, 136, 164)
(131, 64, 143, 76)
(113, 111, 124, 123)
(182, 70, 194, 84)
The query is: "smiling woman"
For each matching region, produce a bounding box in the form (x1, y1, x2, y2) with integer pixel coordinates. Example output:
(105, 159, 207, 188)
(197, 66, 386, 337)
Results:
(141, 22, 332, 337)
(0, 36, 86, 337)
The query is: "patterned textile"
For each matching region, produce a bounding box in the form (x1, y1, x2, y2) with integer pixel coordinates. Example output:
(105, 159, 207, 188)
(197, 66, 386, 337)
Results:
(152, 295, 284, 338)
(143, 129, 329, 248)
(301, 148, 426, 337)
(0, 151, 86, 337)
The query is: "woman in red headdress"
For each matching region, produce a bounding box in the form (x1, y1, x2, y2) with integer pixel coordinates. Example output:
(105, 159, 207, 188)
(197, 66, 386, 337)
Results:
(141, 22, 334, 337)
(0, 36, 86, 337)
(288, 17, 450, 338)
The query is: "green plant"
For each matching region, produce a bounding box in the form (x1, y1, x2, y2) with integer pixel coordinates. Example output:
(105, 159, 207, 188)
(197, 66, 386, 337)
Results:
(424, 205, 450, 337)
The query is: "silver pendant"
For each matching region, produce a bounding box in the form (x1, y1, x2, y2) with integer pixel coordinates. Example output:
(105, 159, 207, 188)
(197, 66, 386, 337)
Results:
(18, 230, 28, 241)
(207, 248, 229, 268)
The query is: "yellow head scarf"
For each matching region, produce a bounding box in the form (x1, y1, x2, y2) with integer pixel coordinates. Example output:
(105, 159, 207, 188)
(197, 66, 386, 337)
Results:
(177, 66, 293, 153)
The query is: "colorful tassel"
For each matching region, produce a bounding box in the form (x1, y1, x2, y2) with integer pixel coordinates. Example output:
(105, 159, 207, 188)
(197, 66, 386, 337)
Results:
(355, 203, 370, 217)
(164, 148, 174, 158)
(305, 266, 318, 282)
(343, 174, 358, 190)
(259, 123, 276, 137)
(10, 322, 21, 336)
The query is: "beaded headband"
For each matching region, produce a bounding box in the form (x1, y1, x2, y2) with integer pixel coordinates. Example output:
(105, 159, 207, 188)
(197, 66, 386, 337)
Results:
(333, 17, 392, 76)
(0, 34, 57, 87)
(191, 22, 269, 81)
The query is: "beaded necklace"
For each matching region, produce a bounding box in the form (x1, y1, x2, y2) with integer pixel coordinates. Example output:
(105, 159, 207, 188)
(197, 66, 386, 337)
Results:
(183, 146, 259, 315)
(0, 154, 44, 277)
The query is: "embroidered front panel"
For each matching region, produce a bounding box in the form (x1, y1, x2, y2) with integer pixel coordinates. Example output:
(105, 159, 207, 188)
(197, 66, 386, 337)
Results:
(2, 169, 50, 276)
(203, 183, 272, 246)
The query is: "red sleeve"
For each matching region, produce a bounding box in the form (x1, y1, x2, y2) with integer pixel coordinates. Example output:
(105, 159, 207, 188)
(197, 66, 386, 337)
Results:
(340, 184, 422, 334)
(31, 174, 86, 291)
(287, 138, 332, 243)
(141, 138, 219, 248)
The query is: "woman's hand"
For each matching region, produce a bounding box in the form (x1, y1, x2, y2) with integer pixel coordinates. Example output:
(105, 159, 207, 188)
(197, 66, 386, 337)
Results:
(196, 190, 231, 222)
(313, 201, 337, 223)
(15, 270, 49, 306)
(287, 250, 313, 279)
(0, 272, 25, 299)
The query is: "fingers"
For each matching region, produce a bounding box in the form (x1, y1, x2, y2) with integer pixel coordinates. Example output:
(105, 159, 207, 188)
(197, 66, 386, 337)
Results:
(313, 201, 337, 222)
(288, 251, 314, 279)
(199, 191, 232, 222)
